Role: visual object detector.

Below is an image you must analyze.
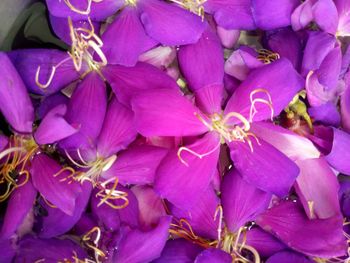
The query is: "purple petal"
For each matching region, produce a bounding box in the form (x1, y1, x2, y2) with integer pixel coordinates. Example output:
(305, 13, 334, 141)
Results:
(36, 93, 69, 119)
(132, 186, 167, 229)
(155, 132, 220, 209)
(224, 58, 304, 122)
(132, 88, 208, 137)
(170, 186, 220, 240)
(139, 0, 206, 45)
(178, 26, 224, 91)
(266, 251, 315, 263)
(256, 200, 347, 258)
(153, 239, 203, 263)
(295, 157, 341, 219)
(138, 46, 177, 69)
(326, 128, 350, 174)
(59, 72, 107, 151)
(341, 83, 350, 133)
(253, 0, 299, 30)
(113, 216, 172, 263)
(38, 182, 92, 238)
(308, 102, 341, 127)
(103, 62, 178, 106)
(34, 104, 78, 145)
(30, 154, 81, 216)
(336, 0, 350, 36)
(313, 0, 339, 34)
(0, 52, 34, 133)
(96, 97, 137, 158)
(0, 135, 8, 152)
(0, 239, 15, 263)
(291, 0, 314, 31)
(45, 0, 122, 21)
(217, 27, 240, 49)
(102, 7, 157, 66)
(221, 169, 271, 232)
(0, 179, 37, 239)
(204, 0, 255, 30)
(229, 138, 300, 197)
(246, 227, 287, 258)
(195, 248, 231, 263)
(102, 145, 168, 185)
(9, 49, 79, 95)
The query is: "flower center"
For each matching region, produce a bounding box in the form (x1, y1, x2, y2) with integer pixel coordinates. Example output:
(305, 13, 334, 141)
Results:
(125, 0, 137, 6)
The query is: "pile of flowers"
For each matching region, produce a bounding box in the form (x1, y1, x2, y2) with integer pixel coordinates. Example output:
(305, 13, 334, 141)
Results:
(1, 0, 350, 262)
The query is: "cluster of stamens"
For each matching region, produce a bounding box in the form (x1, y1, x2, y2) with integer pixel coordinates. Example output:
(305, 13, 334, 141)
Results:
(257, 49, 280, 64)
(0, 135, 38, 201)
(170, 0, 207, 20)
(177, 89, 274, 165)
(35, 17, 107, 89)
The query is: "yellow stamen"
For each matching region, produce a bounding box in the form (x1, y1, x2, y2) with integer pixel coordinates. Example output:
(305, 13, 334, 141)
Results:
(169, 0, 207, 20)
(82, 226, 106, 263)
(95, 177, 129, 209)
(257, 49, 280, 64)
(63, 0, 103, 15)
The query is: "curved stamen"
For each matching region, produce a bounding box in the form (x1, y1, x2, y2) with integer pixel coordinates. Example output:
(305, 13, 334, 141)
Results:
(214, 205, 223, 247)
(63, 0, 95, 15)
(96, 178, 129, 209)
(82, 226, 106, 263)
(249, 88, 274, 122)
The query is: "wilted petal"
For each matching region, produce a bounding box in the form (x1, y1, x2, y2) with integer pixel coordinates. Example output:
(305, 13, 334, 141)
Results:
(45, 0, 122, 21)
(246, 227, 287, 258)
(30, 154, 81, 216)
(97, 97, 137, 158)
(59, 72, 107, 151)
(102, 145, 168, 185)
(132, 88, 208, 137)
(221, 169, 271, 232)
(0, 52, 34, 133)
(178, 26, 224, 91)
(295, 158, 341, 219)
(102, 7, 157, 66)
(103, 62, 178, 106)
(170, 186, 220, 240)
(153, 239, 203, 263)
(0, 179, 37, 239)
(256, 200, 347, 258)
(38, 182, 92, 238)
(225, 58, 303, 122)
(155, 132, 220, 209)
(266, 250, 315, 263)
(34, 104, 77, 145)
(9, 49, 79, 95)
(195, 248, 231, 263)
(229, 138, 300, 197)
(113, 216, 172, 263)
(139, 0, 206, 45)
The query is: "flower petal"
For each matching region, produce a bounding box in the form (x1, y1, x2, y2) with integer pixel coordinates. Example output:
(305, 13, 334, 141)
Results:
(308, 102, 341, 127)
(341, 83, 350, 133)
(132, 88, 208, 137)
(0, 52, 34, 133)
(229, 138, 300, 197)
(155, 132, 220, 209)
(102, 7, 156, 66)
(312, 0, 339, 35)
(195, 248, 232, 263)
(326, 128, 350, 174)
(256, 200, 347, 258)
(266, 251, 315, 263)
(139, 0, 206, 45)
(221, 169, 271, 232)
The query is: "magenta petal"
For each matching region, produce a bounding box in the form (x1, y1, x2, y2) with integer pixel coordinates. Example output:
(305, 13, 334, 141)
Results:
(153, 239, 203, 263)
(326, 128, 350, 174)
(0, 179, 37, 239)
(45, 0, 122, 21)
(194, 84, 224, 115)
(195, 248, 231, 263)
(170, 186, 220, 240)
(59, 72, 107, 150)
(9, 49, 79, 95)
(37, 93, 69, 119)
(0, 52, 34, 133)
(30, 154, 81, 216)
(217, 27, 240, 49)
(178, 26, 224, 91)
(224, 58, 303, 122)
(102, 7, 157, 66)
(132, 186, 167, 229)
(102, 145, 168, 185)
(221, 169, 271, 232)
(38, 182, 92, 238)
(0, 239, 15, 263)
(256, 200, 347, 258)
(34, 104, 77, 145)
(103, 62, 178, 106)
(266, 251, 315, 263)
(295, 158, 341, 219)
(313, 0, 339, 35)
(132, 88, 208, 137)
(229, 138, 300, 197)
(246, 228, 287, 258)
(113, 216, 172, 263)
(97, 97, 137, 158)
(139, 0, 206, 45)
(155, 132, 220, 209)
(341, 84, 350, 133)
